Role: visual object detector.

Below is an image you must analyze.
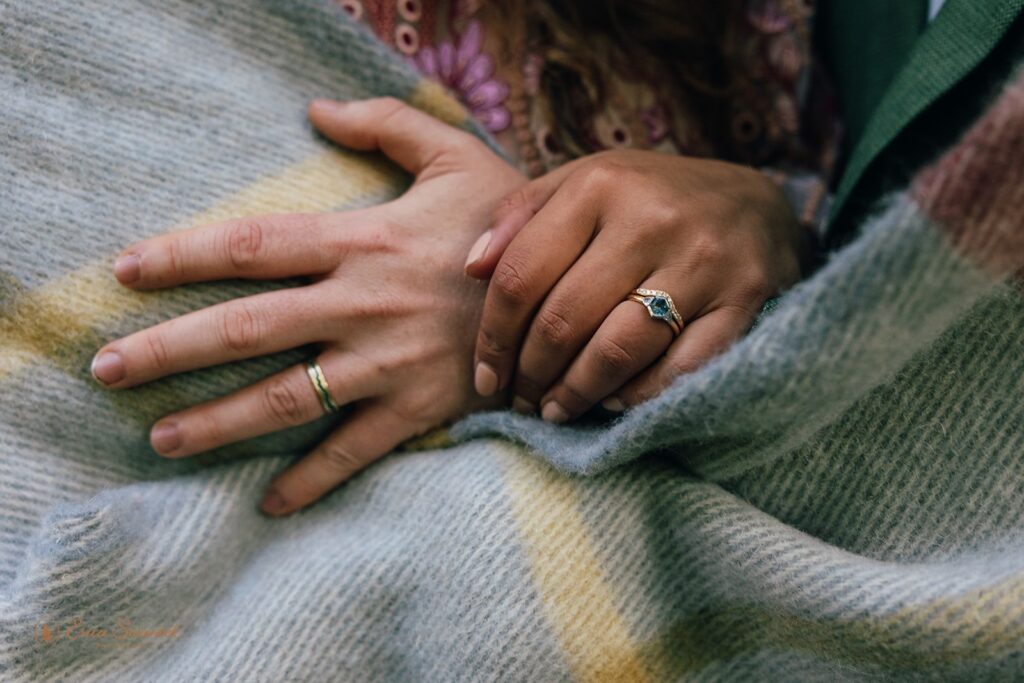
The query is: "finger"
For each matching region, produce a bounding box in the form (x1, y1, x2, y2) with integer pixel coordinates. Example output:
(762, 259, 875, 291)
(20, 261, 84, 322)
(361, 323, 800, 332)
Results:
(510, 241, 646, 411)
(259, 403, 414, 516)
(473, 182, 598, 397)
(149, 350, 382, 458)
(464, 161, 578, 279)
(309, 97, 481, 175)
(91, 286, 332, 388)
(115, 213, 341, 289)
(536, 298, 675, 423)
(605, 306, 754, 411)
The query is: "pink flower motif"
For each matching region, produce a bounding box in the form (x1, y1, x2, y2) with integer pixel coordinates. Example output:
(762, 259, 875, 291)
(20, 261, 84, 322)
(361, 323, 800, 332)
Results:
(774, 92, 799, 133)
(745, 0, 792, 34)
(454, 0, 481, 19)
(522, 54, 543, 97)
(766, 32, 803, 83)
(641, 104, 670, 144)
(411, 20, 511, 132)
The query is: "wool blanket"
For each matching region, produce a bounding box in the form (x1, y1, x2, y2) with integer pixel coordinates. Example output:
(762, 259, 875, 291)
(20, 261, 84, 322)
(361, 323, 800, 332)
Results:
(2, 1, 1023, 680)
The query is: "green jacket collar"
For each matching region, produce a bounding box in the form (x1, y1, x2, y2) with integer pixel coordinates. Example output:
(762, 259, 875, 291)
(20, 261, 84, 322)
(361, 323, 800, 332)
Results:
(829, 0, 1024, 224)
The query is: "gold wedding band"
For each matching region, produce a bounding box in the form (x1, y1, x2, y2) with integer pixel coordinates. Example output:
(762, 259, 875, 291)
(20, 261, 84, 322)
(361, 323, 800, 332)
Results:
(305, 360, 340, 414)
(627, 288, 683, 336)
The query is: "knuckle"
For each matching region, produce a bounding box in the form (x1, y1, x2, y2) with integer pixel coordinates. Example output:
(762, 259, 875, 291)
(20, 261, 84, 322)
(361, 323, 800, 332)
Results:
(477, 327, 511, 358)
(217, 303, 262, 353)
(556, 383, 592, 410)
(348, 288, 411, 319)
(629, 386, 655, 405)
(374, 96, 406, 116)
(262, 376, 308, 427)
(224, 219, 266, 270)
(322, 231, 355, 268)
(372, 96, 482, 163)
(737, 266, 775, 303)
(369, 97, 409, 128)
(193, 410, 224, 448)
(575, 160, 621, 194)
(666, 354, 701, 378)
(593, 337, 637, 376)
(491, 257, 532, 306)
(320, 442, 363, 474)
(164, 237, 187, 280)
(494, 187, 530, 220)
(644, 199, 685, 231)
(718, 303, 759, 330)
(321, 221, 398, 272)
(144, 332, 171, 371)
(689, 232, 726, 269)
(374, 216, 409, 251)
(534, 306, 575, 349)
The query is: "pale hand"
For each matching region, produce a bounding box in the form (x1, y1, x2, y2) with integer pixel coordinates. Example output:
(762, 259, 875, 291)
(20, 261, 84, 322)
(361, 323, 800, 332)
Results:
(91, 98, 526, 516)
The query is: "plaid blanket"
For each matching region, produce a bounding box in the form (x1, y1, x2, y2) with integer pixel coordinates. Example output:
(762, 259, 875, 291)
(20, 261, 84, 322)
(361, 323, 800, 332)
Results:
(2, 1, 1023, 679)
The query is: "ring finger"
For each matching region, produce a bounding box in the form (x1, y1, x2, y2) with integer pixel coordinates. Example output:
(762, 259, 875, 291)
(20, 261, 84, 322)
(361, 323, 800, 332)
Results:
(537, 282, 691, 423)
(149, 350, 382, 457)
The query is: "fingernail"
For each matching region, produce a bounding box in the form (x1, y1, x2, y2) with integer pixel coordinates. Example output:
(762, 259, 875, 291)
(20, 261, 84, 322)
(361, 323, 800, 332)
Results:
(259, 490, 289, 516)
(602, 397, 625, 412)
(464, 230, 492, 270)
(541, 401, 569, 424)
(474, 362, 499, 397)
(512, 395, 533, 414)
(113, 254, 140, 284)
(90, 351, 125, 385)
(150, 422, 181, 454)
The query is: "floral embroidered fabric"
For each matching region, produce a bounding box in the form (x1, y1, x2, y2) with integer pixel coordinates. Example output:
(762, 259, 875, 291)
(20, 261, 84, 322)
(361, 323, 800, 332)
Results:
(335, 0, 836, 227)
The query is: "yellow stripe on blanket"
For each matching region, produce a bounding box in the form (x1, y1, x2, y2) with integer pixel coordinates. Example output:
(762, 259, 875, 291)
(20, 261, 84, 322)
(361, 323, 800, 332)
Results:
(0, 79, 472, 384)
(409, 79, 471, 127)
(0, 148, 402, 382)
(0, 83, 474, 383)
(500, 445, 653, 683)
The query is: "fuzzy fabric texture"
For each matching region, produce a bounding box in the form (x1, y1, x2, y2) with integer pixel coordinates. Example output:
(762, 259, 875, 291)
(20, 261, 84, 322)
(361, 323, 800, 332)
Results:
(1, 1, 1023, 680)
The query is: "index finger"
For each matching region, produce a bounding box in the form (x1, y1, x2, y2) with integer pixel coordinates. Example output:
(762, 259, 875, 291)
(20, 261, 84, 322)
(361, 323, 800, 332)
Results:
(464, 160, 579, 279)
(114, 212, 346, 290)
(472, 181, 597, 397)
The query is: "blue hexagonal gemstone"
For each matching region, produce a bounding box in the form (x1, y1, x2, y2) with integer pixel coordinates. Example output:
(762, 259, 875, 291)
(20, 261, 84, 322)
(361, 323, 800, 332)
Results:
(644, 296, 671, 320)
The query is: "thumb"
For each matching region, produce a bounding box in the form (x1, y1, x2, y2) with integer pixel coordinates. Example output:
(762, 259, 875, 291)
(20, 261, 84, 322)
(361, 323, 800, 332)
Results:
(308, 97, 476, 175)
(464, 162, 576, 279)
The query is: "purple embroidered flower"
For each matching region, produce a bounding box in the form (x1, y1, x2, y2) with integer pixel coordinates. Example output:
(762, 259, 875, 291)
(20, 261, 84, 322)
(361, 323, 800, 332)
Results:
(411, 20, 511, 132)
(745, 0, 792, 34)
(766, 31, 803, 83)
(641, 104, 670, 144)
(454, 0, 481, 20)
(522, 53, 543, 97)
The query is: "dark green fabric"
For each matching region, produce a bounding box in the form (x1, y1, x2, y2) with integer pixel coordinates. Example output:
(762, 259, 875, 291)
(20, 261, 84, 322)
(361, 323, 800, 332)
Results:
(822, 0, 1024, 245)
(817, 0, 927, 159)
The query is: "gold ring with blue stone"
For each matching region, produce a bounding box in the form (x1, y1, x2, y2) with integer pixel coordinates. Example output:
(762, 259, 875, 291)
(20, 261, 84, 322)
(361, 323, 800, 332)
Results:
(627, 288, 683, 336)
